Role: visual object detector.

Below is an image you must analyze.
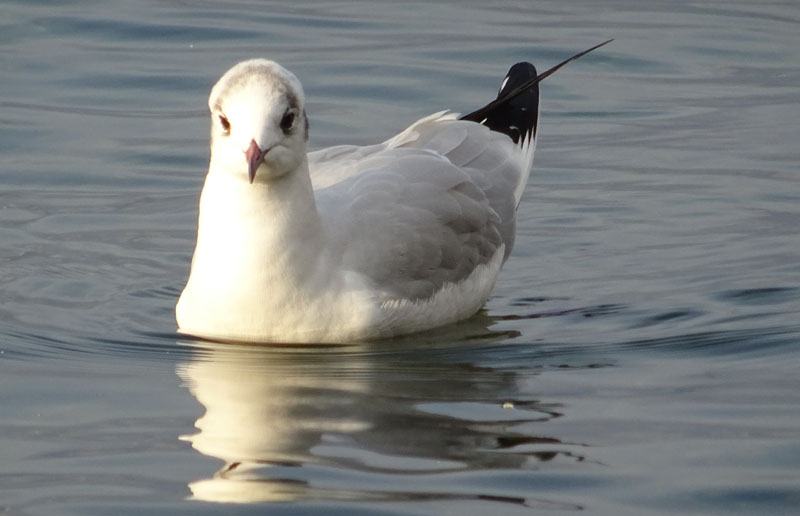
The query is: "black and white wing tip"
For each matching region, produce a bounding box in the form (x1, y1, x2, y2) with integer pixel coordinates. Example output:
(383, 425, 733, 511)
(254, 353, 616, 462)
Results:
(460, 39, 614, 148)
(481, 62, 539, 147)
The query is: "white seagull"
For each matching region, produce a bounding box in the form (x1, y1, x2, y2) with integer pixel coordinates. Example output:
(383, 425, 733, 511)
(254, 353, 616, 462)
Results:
(177, 41, 611, 343)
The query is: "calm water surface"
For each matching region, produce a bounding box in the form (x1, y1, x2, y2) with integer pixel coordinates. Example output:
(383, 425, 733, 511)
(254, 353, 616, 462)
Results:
(1, 1, 799, 514)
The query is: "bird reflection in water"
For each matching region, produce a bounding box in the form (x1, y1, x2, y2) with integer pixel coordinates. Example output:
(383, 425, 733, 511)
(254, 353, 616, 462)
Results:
(177, 316, 586, 507)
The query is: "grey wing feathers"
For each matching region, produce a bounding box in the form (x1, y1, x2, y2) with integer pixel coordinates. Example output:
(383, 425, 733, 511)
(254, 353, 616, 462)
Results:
(310, 113, 529, 301)
(395, 115, 527, 248)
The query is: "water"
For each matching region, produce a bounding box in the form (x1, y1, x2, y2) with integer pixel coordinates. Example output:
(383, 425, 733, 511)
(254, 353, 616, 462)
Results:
(1, 0, 799, 514)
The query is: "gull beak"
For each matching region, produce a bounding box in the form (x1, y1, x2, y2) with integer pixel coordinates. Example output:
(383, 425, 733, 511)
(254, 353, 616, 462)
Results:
(245, 139, 265, 184)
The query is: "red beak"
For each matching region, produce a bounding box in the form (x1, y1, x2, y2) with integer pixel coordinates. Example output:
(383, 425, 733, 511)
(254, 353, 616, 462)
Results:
(245, 139, 265, 184)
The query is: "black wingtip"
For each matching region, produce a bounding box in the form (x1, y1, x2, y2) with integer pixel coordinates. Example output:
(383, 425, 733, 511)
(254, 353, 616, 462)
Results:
(460, 39, 613, 131)
(467, 62, 539, 144)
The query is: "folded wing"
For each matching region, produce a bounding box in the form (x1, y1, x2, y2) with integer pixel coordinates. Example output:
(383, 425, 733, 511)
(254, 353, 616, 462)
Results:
(310, 112, 529, 301)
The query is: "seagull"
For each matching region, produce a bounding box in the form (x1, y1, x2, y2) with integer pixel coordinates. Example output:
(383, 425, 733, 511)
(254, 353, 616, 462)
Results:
(176, 41, 612, 343)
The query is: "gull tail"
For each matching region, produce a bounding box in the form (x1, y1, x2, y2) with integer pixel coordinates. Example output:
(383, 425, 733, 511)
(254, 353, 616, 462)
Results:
(460, 39, 613, 207)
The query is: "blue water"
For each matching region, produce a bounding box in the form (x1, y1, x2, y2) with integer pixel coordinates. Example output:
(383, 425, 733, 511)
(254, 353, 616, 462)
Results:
(1, 1, 799, 514)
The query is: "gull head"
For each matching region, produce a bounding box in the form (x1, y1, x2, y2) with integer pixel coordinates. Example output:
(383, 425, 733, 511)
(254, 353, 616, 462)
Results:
(208, 59, 308, 183)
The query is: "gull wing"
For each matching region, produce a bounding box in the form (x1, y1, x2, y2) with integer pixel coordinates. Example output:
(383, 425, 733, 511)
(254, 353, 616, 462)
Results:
(309, 112, 531, 300)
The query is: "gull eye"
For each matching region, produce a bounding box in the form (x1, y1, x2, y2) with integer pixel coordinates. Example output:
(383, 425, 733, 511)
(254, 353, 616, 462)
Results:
(280, 109, 297, 134)
(218, 114, 231, 135)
